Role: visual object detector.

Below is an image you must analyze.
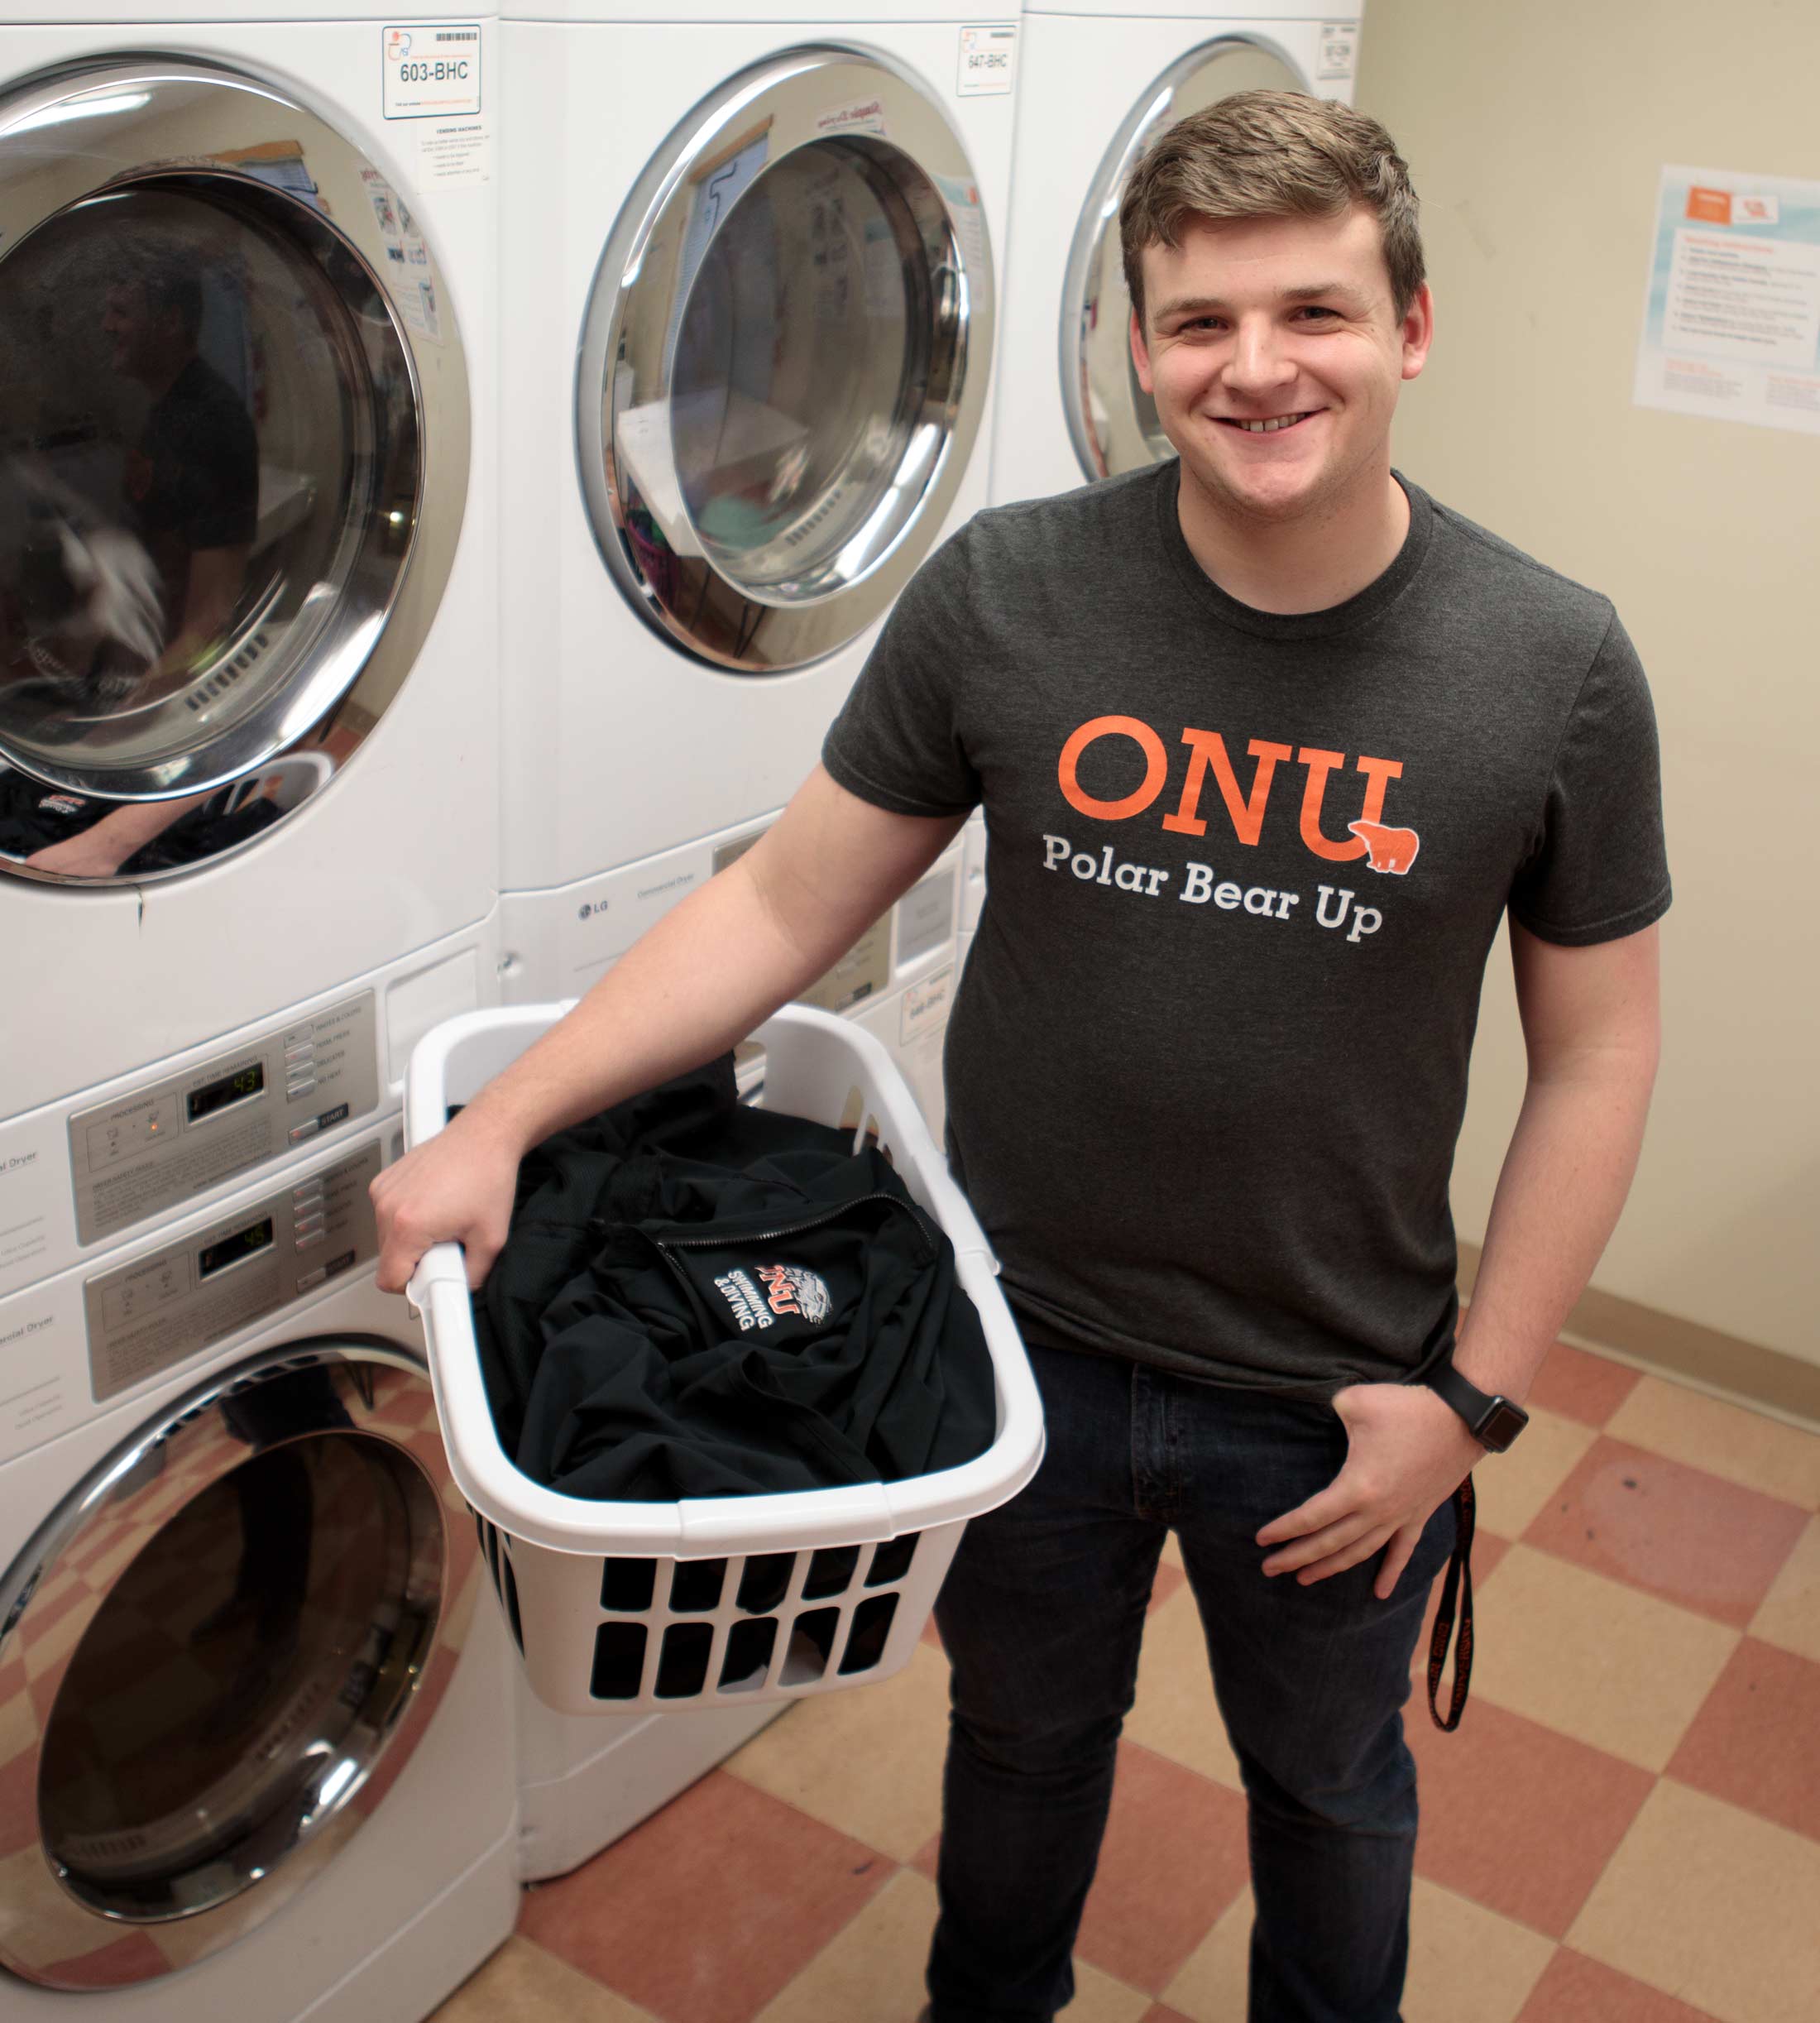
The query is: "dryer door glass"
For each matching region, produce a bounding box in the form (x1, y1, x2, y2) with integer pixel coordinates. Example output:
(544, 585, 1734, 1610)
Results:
(0, 1344, 472, 1992)
(0, 184, 399, 790)
(671, 141, 934, 608)
(1062, 40, 1310, 481)
(0, 60, 471, 888)
(579, 47, 995, 674)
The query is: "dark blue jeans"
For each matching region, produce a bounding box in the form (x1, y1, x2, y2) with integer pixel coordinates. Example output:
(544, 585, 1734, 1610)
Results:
(927, 1344, 1458, 2023)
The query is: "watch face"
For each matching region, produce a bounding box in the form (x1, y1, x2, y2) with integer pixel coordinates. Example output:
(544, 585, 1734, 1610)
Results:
(1481, 1400, 1529, 1451)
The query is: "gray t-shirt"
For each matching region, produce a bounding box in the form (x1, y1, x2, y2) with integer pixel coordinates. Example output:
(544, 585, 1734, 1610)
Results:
(823, 465, 1670, 1397)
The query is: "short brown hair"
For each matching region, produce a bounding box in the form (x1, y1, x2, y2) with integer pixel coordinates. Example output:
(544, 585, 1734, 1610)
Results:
(1119, 89, 1424, 328)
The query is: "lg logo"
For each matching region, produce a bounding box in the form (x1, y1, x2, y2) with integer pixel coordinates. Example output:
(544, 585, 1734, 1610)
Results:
(577, 900, 610, 921)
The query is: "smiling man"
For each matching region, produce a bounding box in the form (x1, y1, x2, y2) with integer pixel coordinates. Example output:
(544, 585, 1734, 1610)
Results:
(371, 92, 1669, 2023)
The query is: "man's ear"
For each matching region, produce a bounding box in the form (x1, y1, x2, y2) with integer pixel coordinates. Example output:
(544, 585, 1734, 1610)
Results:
(1400, 281, 1435, 384)
(1130, 307, 1156, 395)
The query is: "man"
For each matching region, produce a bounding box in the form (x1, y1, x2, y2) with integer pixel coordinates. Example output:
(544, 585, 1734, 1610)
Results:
(373, 92, 1668, 2023)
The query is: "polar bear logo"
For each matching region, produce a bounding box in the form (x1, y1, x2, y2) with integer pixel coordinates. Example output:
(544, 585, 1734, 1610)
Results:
(1348, 820, 1421, 875)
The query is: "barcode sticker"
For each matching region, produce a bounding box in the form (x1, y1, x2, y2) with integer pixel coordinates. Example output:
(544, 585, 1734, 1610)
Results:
(382, 23, 483, 120)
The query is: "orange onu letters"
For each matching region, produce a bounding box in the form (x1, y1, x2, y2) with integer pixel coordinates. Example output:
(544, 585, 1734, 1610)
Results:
(1057, 716, 1406, 865)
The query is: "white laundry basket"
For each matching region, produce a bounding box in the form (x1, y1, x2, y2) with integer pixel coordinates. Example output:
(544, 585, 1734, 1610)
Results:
(404, 1003, 1045, 1716)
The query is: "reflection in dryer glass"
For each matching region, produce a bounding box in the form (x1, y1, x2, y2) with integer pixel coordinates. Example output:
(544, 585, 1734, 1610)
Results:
(37, 1397, 439, 1922)
(0, 184, 377, 871)
(669, 139, 932, 618)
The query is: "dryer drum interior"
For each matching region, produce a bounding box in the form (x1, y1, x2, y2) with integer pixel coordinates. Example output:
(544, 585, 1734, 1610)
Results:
(0, 1340, 472, 1993)
(0, 60, 470, 888)
(1061, 36, 1312, 482)
(578, 45, 996, 674)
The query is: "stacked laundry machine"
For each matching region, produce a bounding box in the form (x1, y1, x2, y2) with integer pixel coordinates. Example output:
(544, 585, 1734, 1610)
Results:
(491, 0, 1019, 1881)
(0, 6, 518, 2014)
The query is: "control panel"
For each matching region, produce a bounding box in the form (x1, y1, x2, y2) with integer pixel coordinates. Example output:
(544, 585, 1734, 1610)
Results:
(83, 1141, 381, 1403)
(67, 993, 381, 1248)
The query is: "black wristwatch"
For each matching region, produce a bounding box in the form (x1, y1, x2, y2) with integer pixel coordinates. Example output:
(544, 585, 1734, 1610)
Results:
(1423, 1359, 1530, 1453)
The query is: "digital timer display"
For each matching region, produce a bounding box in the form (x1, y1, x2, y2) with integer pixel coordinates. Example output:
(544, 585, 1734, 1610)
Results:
(198, 1217, 274, 1281)
(186, 1061, 266, 1124)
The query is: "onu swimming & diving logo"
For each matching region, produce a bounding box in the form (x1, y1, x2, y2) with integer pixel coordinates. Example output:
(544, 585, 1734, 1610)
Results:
(756, 1263, 832, 1324)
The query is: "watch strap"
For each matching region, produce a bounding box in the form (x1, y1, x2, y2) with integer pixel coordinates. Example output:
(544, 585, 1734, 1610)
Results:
(1424, 1358, 1530, 1452)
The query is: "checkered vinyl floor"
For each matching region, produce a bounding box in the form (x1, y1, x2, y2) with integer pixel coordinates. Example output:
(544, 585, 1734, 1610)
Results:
(430, 1340, 1820, 2023)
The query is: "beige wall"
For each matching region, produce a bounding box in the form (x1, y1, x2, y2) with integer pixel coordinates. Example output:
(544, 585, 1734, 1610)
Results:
(1355, 0, 1818, 1365)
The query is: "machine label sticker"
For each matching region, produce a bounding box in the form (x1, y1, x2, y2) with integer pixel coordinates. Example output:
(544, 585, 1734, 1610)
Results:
(957, 24, 1018, 98)
(1318, 22, 1360, 82)
(382, 25, 482, 120)
(901, 965, 956, 1047)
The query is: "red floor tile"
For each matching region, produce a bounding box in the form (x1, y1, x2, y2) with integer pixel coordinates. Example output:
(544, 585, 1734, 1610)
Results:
(1665, 1637, 1820, 1842)
(1514, 1947, 1721, 2021)
(1074, 1742, 1250, 1995)
(1150, 1560, 1188, 1612)
(46, 1930, 172, 1989)
(1525, 1342, 1641, 1427)
(1141, 2006, 1199, 2023)
(1522, 1438, 1807, 1627)
(518, 1768, 891, 2023)
(910, 1831, 940, 1881)
(1409, 1695, 1655, 1935)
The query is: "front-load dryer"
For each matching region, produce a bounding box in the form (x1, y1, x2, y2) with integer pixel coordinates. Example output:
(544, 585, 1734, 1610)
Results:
(0, 1124, 518, 2016)
(989, 4, 1363, 506)
(495, 3, 1018, 919)
(1, 8, 501, 1133)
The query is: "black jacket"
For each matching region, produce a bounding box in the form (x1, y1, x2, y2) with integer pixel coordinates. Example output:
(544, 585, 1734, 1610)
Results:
(472, 1055, 996, 1500)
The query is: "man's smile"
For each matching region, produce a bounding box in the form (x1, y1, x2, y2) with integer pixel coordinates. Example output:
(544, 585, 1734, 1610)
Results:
(1219, 411, 1319, 434)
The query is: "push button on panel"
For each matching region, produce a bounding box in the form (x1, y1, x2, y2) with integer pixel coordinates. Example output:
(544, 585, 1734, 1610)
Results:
(288, 1119, 320, 1145)
(296, 1265, 328, 1292)
(295, 1228, 326, 1252)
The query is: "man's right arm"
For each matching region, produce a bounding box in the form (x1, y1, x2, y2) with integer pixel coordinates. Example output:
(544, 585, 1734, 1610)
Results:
(370, 764, 967, 1291)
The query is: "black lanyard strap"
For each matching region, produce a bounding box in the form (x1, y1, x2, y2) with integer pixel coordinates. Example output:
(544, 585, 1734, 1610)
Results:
(1426, 1474, 1476, 1731)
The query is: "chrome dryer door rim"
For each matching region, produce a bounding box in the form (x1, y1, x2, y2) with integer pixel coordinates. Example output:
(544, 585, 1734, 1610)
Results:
(0, 1337, 477, 1991)
(0, 57, 468, 884)
(577, 44, 994, 674)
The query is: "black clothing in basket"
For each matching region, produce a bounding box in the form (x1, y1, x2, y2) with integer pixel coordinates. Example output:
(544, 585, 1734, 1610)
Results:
(473, 1054, 997, 1501)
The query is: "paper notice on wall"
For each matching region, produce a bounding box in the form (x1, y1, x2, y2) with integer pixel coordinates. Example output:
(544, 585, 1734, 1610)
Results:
(1633, 165, 1820, 435)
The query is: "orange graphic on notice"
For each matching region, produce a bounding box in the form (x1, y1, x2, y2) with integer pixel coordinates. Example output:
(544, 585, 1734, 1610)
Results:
(1686, 186, 1732, 225)
(1347, 821, 1421, 875)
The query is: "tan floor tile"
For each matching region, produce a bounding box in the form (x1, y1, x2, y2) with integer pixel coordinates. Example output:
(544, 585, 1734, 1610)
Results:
(1568, 1780, 1820, 2023)
(1067, 1957, 1157, 2023)
(0, 1688, 33, 1766)
(1749, 1513, 1820, 1661)
(433, 1938, 656, 2023)
(1124, 1584, 1243, 1790)
(724, 1642, 951, 1860)
(754, 1868, 934, 2023)
(1605, 1377, 1820, 1510)
(1403, 1878, 1555, 2023)
(1160, 1886, 1252, 2022)
(1471, 1407, 1597, 1541)
(1464, 1545, 1737, 1771)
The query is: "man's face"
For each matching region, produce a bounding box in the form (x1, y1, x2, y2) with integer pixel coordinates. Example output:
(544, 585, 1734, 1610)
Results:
(101, 280, 156, 378)
(1130, 205, 1432, 527)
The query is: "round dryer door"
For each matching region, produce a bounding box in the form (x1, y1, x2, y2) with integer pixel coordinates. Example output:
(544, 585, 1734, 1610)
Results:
(577, 45, 994, 673)
(0, 60, 469, 887)
(1061, 39, 1310, 482)
(0, 1339, 478, 1991)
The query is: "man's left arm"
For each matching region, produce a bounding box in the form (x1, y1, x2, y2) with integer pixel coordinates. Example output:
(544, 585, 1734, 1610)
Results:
(1256, 917, 1662, 1597)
